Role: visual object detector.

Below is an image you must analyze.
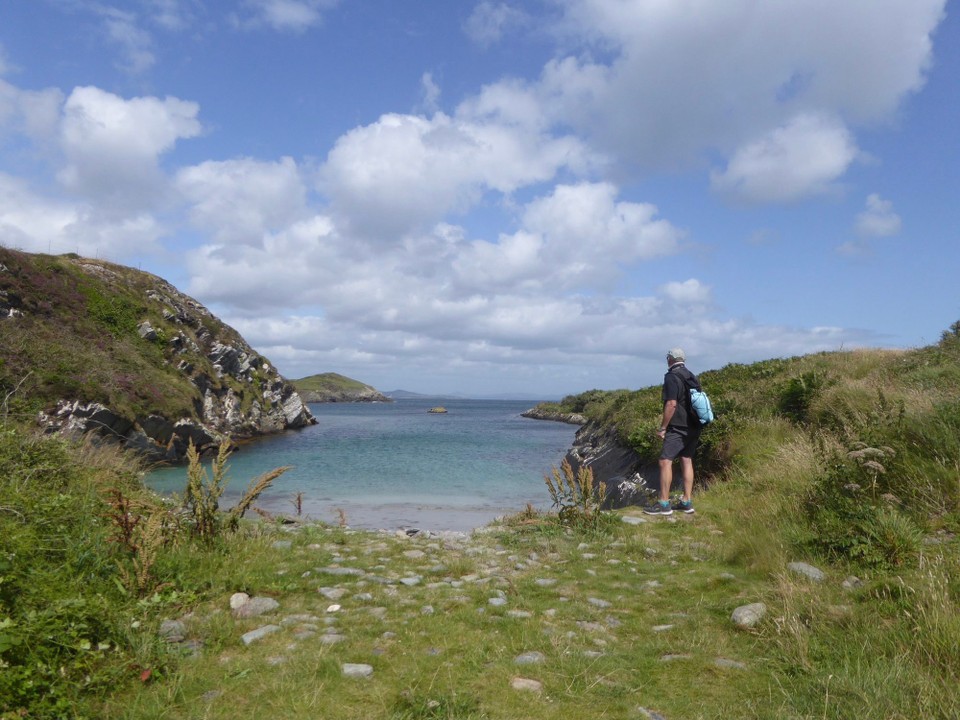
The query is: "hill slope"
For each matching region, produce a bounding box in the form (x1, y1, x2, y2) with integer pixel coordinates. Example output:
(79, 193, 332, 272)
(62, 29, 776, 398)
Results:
(290, 372, 390, 403)
(0, 248, 315, 460)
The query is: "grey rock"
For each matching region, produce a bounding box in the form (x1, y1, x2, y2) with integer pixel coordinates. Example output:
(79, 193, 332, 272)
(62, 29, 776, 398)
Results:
(233, 596, 280, 618)
(714, 657, 747, 670)
(788, 562, 825, 582)
(241, 624, 281, 645)
(342, 663, 374, 679)
(731, 602, 767, 629)
(514, 651, 546, 665)
(319, 587, 348, 601)
(842, 575, 864, 590)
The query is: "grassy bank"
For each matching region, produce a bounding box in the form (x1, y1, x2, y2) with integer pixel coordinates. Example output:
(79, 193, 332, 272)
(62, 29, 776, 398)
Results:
(2, 324, 958, 718)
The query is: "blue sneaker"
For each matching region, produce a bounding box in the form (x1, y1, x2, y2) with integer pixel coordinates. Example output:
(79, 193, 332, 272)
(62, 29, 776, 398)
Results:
(643, 500, 673, 516)
(672, 498, 695, 514)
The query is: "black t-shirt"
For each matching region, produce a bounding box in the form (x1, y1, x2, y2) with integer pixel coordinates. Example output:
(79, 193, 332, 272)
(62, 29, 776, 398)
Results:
(662, 363, 701, 430)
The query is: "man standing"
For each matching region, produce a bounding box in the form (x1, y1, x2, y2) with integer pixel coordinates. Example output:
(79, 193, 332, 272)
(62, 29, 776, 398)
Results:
(644, 348, 702, 516)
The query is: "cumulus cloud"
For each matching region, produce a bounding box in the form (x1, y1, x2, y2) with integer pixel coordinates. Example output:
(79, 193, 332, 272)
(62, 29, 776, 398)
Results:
(0, 78, 63, 144)
(531, 0, 944, 182)
(176, 157, 308, 245)
(710, 114, 859, 203)
(58, 86, 201, 209)
(0, 173, 165, 259)
(320, 111, 598, 239)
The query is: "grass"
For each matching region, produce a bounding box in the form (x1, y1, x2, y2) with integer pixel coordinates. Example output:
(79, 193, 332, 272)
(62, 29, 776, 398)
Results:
(2, 322, 959, 718)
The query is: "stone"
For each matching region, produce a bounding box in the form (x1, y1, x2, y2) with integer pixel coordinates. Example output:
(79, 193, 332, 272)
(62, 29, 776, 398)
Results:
(241, 625, 281, 645)
(622, 515, 647, 525)
(233, 596, 280, 618)
(714, 657, 747, 670)
(230, 593, 250, 610)
(342, 663, 374, 679)
(319, 587, 348, 601)
(514, 651, 546, 665)
(511, 677, 543, 693)
(842, 575, 864, 590)
(787, 561, 825, 582)
(588, 597, 611, 609)
(731, 602, 767, 629)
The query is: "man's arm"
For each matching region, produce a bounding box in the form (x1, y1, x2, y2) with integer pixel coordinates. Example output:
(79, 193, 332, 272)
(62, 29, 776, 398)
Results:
(657, 399, 677, 436)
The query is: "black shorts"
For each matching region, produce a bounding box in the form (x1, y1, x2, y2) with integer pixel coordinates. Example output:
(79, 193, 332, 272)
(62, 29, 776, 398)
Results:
(660, 426, 702, 461)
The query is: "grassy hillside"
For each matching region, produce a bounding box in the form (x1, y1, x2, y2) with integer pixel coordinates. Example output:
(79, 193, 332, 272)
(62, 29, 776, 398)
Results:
(292, 372, 369, 393)
(1, 323, 958, 718)
(0, 248, 313, 457)
(0, 249, 205, 421)
(290, 372, 388, 402)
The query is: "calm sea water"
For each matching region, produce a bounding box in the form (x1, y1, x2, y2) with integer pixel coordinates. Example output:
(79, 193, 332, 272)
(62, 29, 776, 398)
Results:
(144, 398, 578, 532)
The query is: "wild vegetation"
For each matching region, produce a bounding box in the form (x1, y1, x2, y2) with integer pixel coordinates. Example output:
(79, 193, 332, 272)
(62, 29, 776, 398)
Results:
(0, 321, 957, 718)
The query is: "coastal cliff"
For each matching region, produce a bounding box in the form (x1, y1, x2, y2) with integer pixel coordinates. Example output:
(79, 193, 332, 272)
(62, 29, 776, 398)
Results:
(0, 248, 315, 461)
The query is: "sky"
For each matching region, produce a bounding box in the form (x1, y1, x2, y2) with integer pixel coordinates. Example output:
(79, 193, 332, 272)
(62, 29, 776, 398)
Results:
(1, 0, 958, 399)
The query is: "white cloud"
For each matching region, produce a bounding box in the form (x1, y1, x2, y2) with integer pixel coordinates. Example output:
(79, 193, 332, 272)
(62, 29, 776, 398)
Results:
(0, 173, 165, 259)
(58, 86, 201, 208)
(837, 194, 903, 256)
(525, 0, 945, 187)
(0, 78, 63, 144)
(660, 279, 711, 305)
(176, 157, 308, 245)
(97, 6, 156, 74)
(320, 111, 598, 239)
(464, 2, 529, 47)
(855, 193, 902, 237)
(240, 0, 339, 32)
(709, 114, 858, 203)
(419, 72, 441, 114)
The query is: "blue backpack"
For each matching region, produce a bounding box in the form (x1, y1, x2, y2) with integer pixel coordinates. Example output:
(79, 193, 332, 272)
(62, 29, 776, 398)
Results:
(688, 386, 714, 426)
(673, 366, 715, 426)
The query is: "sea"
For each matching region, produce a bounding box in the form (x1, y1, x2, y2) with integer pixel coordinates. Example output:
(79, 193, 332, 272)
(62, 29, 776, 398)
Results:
(143, 398, 579, 532)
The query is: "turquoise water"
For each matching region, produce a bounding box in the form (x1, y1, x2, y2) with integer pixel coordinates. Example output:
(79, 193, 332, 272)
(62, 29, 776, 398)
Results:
(144, 399, 578, 531)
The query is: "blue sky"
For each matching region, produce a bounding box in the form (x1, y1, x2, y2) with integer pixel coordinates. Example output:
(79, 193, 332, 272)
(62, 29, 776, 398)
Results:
(1, 0, 957, 398)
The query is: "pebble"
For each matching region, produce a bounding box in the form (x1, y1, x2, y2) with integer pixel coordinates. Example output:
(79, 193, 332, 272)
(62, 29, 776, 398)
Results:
(342, 663, 374, 679)
(787, 561, 825, 582)
(241, 625, 281, 646)
(511, 677, 543, 693)
(514, 651, 546, 665)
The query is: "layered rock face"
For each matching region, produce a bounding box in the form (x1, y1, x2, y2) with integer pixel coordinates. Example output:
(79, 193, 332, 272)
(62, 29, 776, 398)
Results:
(1, 251, 315, 461)
(563, 421, 657, 508)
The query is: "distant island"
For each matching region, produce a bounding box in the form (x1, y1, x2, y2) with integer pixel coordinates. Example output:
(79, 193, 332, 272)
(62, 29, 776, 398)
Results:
(290, 372, 391, 403)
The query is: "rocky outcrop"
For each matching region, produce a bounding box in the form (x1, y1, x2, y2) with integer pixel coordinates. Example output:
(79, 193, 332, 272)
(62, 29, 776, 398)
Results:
(520, 407, 586, 425)
(5, 252, 317, 461)
(563, 421, 657, 509)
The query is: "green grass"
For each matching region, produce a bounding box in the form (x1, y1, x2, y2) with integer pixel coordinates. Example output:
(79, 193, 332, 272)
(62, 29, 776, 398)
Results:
(2, 321, 960, 718)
